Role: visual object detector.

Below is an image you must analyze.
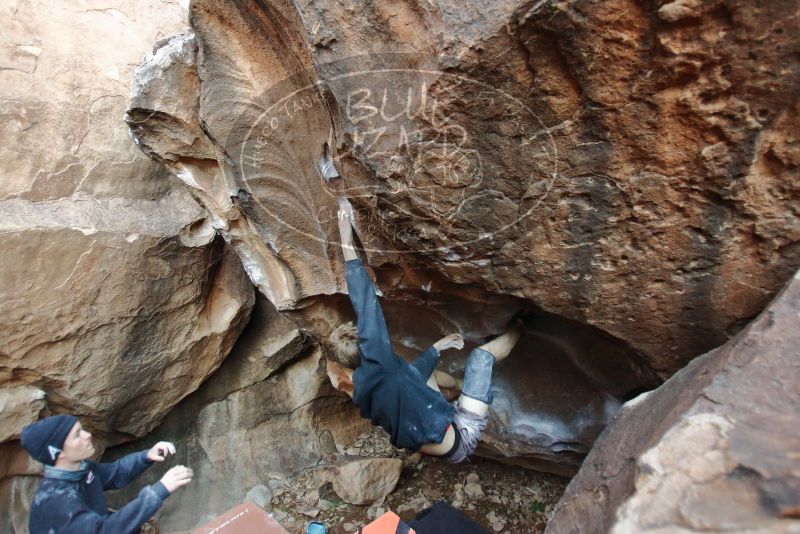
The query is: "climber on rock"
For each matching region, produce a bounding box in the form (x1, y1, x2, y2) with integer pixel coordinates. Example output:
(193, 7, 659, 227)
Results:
(328, 201, 524, 462)
(20, 414, 193, 534)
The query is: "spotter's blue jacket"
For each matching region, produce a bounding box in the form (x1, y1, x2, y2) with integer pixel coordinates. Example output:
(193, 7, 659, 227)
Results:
(29, 450, 170, 534)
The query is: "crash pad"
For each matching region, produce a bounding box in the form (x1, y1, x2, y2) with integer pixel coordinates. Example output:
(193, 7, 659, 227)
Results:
(191, 501, 289, 534)
(354, 510, 415, 533)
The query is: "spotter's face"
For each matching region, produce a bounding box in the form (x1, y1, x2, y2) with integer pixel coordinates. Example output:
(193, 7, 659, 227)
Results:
(59, 421, 95, 463)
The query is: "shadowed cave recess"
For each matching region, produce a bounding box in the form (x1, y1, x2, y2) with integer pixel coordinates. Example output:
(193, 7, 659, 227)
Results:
(352, 267, 660, 476)
(106, 264, 661, 476)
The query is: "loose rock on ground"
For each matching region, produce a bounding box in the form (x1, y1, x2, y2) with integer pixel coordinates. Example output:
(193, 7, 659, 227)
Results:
(264, 428, 567, 534)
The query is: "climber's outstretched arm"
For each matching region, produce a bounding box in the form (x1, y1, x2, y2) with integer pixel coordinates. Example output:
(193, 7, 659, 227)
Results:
(338, 202, 358, 262)
(338, 202, 398, 369)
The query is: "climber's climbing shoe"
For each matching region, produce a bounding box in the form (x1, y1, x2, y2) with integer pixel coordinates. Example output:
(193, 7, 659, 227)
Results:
(307, 521, 327, 534)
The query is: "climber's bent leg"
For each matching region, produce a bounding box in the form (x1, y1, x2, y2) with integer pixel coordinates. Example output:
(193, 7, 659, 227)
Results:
(441, 347, 495, 463)
(425, 370, 463, 394)
(460, 347, 495, 406)
(475, 322, 524, 364)
(438, 326, 523, 463)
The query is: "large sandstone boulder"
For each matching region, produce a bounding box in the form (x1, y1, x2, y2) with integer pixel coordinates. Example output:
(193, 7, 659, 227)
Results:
(0, 0, 796, 531)
(546, 269, 800, 533)
(140, 0, 800, 378)
(0, 2, 255, 531)
(1, 236, 253, 439)
(126, 27, 660, 476)
(0, 0, 254, 442)
(125, 0, 799, 475)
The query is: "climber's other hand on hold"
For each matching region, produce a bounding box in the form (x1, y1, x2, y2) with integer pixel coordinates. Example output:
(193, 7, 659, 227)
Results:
(337, 205, 353, 242)
(434, 333, 464, 352)
(337, 200, 359, 261)
(337, 203, 351, 221)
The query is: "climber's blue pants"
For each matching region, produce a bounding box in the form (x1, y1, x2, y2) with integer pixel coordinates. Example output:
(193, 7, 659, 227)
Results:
(460, 347, 495, 405)
(445, 349, 495, 463)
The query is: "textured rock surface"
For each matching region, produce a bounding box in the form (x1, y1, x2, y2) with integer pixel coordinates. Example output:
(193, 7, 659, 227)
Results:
(0, 2, 255, 532)
(0, 0, 256, 439)
(126, 25, 340, 310)
(546, 269, 800, 534)
(304, 0, 800, 375)
(126, 0, 800, 379)
(0, 477, 38, 534)
(0, 387, 45, 442)
(1, 237, 253, 439)
(104, 295, 370, 532)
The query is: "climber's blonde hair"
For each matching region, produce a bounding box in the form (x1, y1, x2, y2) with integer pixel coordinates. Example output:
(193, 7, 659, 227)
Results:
(329, 322, 360, 368)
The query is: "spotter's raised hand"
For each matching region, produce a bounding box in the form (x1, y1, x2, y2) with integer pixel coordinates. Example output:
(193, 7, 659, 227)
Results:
(146, 441, 176, 462)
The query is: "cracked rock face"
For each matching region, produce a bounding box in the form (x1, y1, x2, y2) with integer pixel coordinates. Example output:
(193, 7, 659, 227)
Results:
(0, 2, 255, 530)
(546, 269, 800, 534)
